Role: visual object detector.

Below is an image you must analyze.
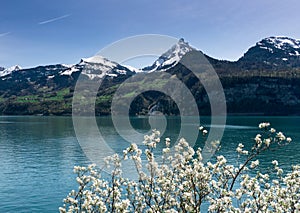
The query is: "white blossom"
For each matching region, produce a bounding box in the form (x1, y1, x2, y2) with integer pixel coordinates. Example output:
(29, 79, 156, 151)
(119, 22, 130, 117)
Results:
(259, 122, 270, 129)
(272, 160, 279, 166)
(264, 138, 271, 147)
(276, 132, 286, 141)
(61, 122, 298, 213)
(165, 137, 171, 147)
(250, 160, 259, 169)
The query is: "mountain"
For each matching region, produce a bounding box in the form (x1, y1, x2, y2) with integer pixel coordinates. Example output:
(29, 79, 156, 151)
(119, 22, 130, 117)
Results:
(238, 36, 300, 70)
(0, 56, 138, 115)
(60, 55, 137, 80)
(1, 36, 300, 115)
(0, 65, 22, 77)
(142, 38, 194, 72)
(138, 36, 300, 116)
(0, 56, 137, 94)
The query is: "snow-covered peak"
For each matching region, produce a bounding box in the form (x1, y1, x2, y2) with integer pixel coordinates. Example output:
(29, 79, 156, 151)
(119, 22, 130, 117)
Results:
(60, 55, 137, 80)
(60, 55, 119, 78)
(164, 38, 194, 59)
(6, 65, 22, 72)
(0, 65, 22, 77)
(257, 36, 300, 51)
(80, 55, 118, 67)
(239, 36, 300, 67)
(143, 38, 195, 72)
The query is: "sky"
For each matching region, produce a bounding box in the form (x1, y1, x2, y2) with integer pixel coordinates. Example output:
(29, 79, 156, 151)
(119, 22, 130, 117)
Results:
(1, 0, 300, 68)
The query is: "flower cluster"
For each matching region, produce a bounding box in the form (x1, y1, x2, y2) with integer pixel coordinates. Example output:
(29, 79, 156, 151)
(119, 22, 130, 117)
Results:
(258, 122, 270, 129)
(60, 123, 299, 212)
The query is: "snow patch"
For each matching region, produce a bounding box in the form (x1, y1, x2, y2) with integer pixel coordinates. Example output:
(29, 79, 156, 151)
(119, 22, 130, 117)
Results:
(259, 46, 274, 53)
(263, 37, 300, 50)
(61, 64, 73, 68)
(123, 65, 142, 73)
(60, 67, 80, 76)
(106, 73, 118, 77)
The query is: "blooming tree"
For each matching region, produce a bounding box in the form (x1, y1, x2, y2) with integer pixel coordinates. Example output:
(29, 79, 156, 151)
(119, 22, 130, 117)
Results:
(60, 123, 299, 212)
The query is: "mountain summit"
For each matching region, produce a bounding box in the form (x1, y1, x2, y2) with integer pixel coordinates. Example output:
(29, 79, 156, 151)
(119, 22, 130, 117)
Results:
(142, 38, 195, 72)
(238, 36, 300, 69)
(258, 36, 300, 53)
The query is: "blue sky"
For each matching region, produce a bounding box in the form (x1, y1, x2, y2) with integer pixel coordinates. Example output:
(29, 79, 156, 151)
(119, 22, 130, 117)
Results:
(1, 0, 300, 68)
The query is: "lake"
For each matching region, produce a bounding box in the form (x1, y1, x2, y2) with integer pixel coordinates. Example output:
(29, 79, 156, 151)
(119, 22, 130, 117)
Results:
(0, 116, 299, 212)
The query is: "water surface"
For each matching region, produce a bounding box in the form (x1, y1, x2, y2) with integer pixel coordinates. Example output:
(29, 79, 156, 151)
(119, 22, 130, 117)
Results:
(0, 116, 299, 212)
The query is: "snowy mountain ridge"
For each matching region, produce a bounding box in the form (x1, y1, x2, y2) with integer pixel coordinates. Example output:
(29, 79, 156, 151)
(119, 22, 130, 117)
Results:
(2, 36, 300, 80)
(257, 37, 300, 53)
(238, 36, 300, 69)
(60, 55, 137, 80)
(1, 36, 300, 116)
(0, 65, 22, 77)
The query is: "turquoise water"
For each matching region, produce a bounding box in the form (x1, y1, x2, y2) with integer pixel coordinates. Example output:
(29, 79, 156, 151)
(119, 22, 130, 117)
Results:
(0, 116, 299, 212)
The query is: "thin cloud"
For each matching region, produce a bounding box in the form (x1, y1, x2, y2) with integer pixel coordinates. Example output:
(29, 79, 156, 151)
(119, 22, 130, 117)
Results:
(39, 14, 71, 25)
(0, 32, 11, 37)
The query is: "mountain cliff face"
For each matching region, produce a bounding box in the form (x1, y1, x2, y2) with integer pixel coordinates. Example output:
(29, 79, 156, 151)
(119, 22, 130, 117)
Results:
(1, 36, 300, 115)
